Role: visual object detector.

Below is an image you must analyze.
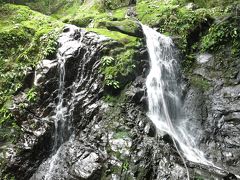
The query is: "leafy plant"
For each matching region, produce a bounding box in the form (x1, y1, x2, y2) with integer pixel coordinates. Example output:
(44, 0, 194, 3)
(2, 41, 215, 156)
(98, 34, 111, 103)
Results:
(0, 106, 20, 143)
(106, 79, 120, 89)
(122, 161, 129, 171)
(100, 49, 136, 89)
(26, 87, 37, 102)
(201, 15, 240, 55)
(0, 107, 12, 125)
(101, 56, 114, 67)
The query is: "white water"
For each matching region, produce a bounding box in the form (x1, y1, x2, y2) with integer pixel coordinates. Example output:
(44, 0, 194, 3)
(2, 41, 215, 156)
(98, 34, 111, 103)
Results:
(31, 25, 110, 180)
(44, 25, 84, 179)
(142, 25, 213, 167)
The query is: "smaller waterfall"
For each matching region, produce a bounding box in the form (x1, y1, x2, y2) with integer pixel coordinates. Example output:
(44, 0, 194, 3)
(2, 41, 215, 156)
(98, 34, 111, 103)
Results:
(52, 25, 85, 151)
(31, 24, 108, 180)
(53, 55, 67, 150)
(142, 24, 213, 167)
(34, 25, 84, 180)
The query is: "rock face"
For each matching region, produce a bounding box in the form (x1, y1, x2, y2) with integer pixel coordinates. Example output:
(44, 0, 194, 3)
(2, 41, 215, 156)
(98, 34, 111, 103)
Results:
(2, 23, 240, 180)
(185, 52, 240, 176)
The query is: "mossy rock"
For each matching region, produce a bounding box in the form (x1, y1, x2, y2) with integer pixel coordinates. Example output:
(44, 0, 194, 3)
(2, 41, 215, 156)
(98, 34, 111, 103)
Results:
(100, 0, 135, 10)
(86, 28, 137, 46)
(105, 19, 143, 38)
(0, 3, 63, 143)
(200, 13, 240, 54)
(190, 75, 211, 91)
(68, 15, 94, 27)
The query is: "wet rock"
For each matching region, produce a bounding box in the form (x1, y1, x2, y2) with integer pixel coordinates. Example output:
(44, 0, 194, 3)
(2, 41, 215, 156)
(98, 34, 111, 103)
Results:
(3, 17, 240, 180)
(70, 152, 102, 179)
(224, 173, 237, 180)
(144, 122, 156, 137)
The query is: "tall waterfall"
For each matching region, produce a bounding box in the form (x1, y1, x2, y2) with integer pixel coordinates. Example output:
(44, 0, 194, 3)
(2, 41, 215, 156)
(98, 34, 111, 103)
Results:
(142, 25, 213, 167)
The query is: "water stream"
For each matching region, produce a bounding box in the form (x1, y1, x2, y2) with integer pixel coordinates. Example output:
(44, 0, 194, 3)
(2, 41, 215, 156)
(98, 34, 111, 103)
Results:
(31, 25, 85, 180)
(142, 24, 213, 168)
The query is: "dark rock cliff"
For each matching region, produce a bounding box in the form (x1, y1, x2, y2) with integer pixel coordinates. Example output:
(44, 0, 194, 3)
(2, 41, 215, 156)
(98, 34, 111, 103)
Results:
(2, 23, 240, 180)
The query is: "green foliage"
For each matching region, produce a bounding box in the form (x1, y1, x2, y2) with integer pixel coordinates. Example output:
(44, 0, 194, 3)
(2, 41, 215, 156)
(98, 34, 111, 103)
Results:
(0, 3, 61, 108)
(1, 174, 15, 180)
(0, 106, 20, 143)
(1, 0, 83, 15)
(100, 49, 136, 89)
(201, 15, 240, 55)
(186, 0, 240, 8)
(100, 56, 120, 89)
(52, 0, 129, 31)
(101, 56, 114, 66)
(26, 87, 37, 102)
(106, 79, 120, 89)
(100, 0, 131, 10)
(122, 160, 129, 171)
(53, 0, 109, 26)
(136, 0, 240, 85)
(0, 3, 63, 144)
(0, 107, 12, 126)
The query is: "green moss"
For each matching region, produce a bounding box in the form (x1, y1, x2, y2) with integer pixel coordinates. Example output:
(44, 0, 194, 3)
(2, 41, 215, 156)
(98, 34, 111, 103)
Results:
(1, 0, 83, 15)
(100, 0, 131, 10)
(53, 0, 109, 23)
(0, 3, 63, 143)
(113, 131, 129, 139)
(187, 0, 240, 8)
(86, 28, 137, 45)
(51, 0, 129, 31)
(190, 76, 211, 91)
(182, 54, 197, 73)
(112, 7, 128, 20)
(105, 19, 141, 37)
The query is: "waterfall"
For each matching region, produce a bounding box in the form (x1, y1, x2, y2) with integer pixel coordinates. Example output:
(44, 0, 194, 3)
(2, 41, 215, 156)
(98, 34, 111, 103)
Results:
(142, 24, 213, 167)
(31, 25, 84, 180)
(46, 25, 84, 180)
(31, 24, 109, 180)
(53, 55, 67, 150)
(52, 26, 84, 151)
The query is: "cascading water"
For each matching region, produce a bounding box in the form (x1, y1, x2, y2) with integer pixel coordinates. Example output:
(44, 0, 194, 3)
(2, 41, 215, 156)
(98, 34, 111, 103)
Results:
(31, 24, 109, 180)
(31, 25, 85, 180)
(53, 55, 67, 150)
(142, 24, 213, 168)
